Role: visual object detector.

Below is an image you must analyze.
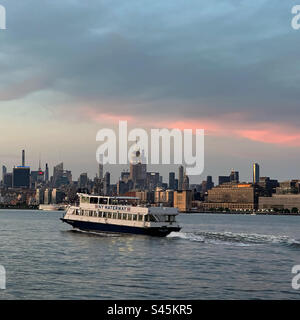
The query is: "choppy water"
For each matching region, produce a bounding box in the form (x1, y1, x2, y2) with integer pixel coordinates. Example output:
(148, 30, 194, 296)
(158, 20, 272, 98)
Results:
(0, 210, 300, 299)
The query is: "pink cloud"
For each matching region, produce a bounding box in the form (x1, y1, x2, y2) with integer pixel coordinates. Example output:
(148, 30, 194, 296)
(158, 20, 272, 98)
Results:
(74, 106, 300, 147)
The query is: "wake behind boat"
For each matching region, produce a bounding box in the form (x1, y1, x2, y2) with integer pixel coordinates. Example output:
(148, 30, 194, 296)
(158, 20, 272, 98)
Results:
(61, 193, 181, 237)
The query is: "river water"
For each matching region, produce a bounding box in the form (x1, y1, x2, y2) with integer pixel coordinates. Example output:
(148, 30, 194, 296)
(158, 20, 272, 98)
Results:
(0, 210, 300, 299)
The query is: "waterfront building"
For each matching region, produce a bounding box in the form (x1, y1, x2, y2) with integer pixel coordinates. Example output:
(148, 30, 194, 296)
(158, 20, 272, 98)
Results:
(259, 194, 300, 212)
(44, 188, 52, 205)
(203, 183, 257, 211)
(276, 180, 299, 195)
(51, 189, 65, 204)
(35, 188, 45, 204)
(174, 190, 192, 212)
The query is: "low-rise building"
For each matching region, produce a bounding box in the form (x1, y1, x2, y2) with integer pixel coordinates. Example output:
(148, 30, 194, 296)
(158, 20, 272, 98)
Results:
(259, 194, 300, 212)
(174, 190, 192, 212)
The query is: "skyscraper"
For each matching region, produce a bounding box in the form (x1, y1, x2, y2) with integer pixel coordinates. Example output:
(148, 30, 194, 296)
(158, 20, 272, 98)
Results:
(253, 163, 260, 184)
(230, 170, 239, 183)
(182, 173, 190, 191)
(98, 154, 104, 179)
(13, 167, 30, 188)
(129, 148, 147, 188)
(45, 163, 49, 182)
(104, 172, 111, 195)
(169, 172, 175, 190)
(22, 149, 25, 167)
(2, 165, 7, 182)
(79, 173, 88, 189)
(178, 165, 184, 191)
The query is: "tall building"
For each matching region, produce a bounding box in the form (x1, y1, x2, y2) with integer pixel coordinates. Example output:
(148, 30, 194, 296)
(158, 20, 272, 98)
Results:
(22, 149, 25, 166)
(178, 165, 184, 191)
(146, 172, 160, 191)
(52, 163, 71, 187)
(79, 173, 88, 189)
(31, 170, 44, 185)
(230, 170, 239, 183)
(169, 172, 175, 190)
(98, 154, 104, 179)
(182, 174, 190, 191)
(174, 179, 178, 190)
(104, 172, 111, 195)
(253, 163, 260, 184)
(53, 162, 64, 186)
(45, 163, 49, 182)
(13, 167, 30, 189)
(3, 173, 12, 188)
(44, 188, 52, 204)
(129, 148, 147, 188)
(2, 165, 7, 182)
(219, 176, 231, 185)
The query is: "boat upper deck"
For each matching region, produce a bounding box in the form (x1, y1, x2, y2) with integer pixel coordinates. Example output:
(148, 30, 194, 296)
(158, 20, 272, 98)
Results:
(77, 193, 178, 215)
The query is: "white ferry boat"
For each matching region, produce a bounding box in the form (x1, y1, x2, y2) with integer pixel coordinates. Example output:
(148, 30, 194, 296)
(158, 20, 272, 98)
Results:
(61, 193, 181, 237)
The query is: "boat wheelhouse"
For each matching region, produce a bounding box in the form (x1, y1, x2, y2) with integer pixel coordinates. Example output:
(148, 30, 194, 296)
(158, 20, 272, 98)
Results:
(61, 193, 181, 237)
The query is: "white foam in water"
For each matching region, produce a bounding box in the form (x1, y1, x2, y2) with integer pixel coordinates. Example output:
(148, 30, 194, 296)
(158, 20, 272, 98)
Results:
(168, 230, 300, 247)
(168, 232, 205, 242)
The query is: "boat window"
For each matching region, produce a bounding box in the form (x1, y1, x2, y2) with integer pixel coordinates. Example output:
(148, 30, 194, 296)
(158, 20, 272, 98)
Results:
(99, 198, 108, 204)
(147, 214, 156, 222)
(93, 211, 97, 217)
(107, 212, 112, 219)
(113, 213, 117, 219)
(138, 215, 143, 221)
(128, 214, 132, 221)
(117, 213, 122, 220)
(122, 213, 127, 220)
(81, 196, 89, 203)
(90, 197, 99, 204)
(167, 215, 175, 222)
(103, 212, 107, 218)
(111, 199, 119, 205)
(133, 214, 137, 221)
(89, 211, 93, 217)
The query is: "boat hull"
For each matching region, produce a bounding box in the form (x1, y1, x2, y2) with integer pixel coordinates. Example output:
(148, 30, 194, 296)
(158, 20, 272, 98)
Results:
(61, 218, 180, 237)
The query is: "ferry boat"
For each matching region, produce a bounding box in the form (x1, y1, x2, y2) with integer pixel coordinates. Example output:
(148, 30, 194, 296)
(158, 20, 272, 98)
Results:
(61, 193, 181, 237)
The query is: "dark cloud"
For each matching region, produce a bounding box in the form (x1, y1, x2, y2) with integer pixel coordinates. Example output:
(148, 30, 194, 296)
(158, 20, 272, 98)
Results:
(0, 0, 299, 126)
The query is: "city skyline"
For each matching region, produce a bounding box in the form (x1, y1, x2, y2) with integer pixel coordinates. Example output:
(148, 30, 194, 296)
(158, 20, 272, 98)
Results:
(1, 147, 299, 187)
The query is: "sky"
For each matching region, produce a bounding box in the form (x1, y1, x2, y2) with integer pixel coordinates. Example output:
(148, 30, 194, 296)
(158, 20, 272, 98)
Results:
(0, 0, 300, 184)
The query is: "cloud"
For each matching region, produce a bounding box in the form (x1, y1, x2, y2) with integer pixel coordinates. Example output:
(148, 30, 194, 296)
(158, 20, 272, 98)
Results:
(1, 0, 300, 159)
